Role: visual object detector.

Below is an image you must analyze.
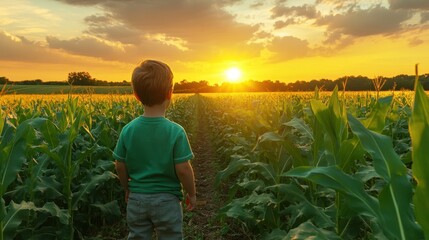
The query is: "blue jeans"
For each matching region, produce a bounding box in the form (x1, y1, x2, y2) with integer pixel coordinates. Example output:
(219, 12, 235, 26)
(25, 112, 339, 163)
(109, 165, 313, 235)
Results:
(127, 192, 183, 240)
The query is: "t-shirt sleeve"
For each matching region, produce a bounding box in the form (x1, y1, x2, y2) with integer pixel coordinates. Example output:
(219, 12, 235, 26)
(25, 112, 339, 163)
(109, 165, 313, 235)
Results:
(174, 129, 194, 163)
(113, 131, 126, 162)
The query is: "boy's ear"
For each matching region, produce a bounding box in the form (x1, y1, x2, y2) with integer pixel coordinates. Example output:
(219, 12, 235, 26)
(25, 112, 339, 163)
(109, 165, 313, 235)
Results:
(167, 89, 173, 100)
(134, 92, 141, 102)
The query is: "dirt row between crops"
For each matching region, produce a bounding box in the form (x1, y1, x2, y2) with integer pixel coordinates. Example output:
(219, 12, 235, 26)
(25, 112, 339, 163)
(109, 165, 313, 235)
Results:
(184, 100, 224, 239)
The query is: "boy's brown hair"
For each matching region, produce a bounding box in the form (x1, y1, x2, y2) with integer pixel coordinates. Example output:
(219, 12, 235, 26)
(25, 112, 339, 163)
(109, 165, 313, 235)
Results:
(131, 60, 173, 106)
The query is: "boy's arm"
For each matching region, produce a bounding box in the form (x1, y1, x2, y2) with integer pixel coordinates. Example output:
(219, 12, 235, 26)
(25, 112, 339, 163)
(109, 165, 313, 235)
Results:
(115, 160, 129, 203)
(175, 161, 196, 210)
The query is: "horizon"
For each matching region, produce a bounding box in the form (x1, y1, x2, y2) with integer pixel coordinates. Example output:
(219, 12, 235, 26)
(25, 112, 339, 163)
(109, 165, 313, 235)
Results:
(5, 71, 428, 87)
(1, 0, 429, 84)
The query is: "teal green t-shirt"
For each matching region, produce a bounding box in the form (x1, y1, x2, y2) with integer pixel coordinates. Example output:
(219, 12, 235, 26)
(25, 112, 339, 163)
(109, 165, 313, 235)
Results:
(113, 116, 194, 199)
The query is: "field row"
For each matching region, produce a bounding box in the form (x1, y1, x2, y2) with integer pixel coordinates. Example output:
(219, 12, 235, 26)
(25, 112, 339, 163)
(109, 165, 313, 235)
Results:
(201, 88, 428, 239)
(1, 87, 429, 239)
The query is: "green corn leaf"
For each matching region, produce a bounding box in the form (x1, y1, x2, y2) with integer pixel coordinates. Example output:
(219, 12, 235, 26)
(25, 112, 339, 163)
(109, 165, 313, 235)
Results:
(250, 162, 277, 184)
(222, 201, 255, 225)
(254, 132, 283, 150)
(354, 165, 379, 183)
(285, 166, 380, 219)
(409, 81, 429, 238)
(95, 159, 115, 172)
(42, 202, 69, 225)
(1, 201, 67, 239)
(337, 138, 364, 172)
(361, 96, 393, 132)
(71, 171, 116, 210)
(2, 201, 38, 239)
(348, 114, 405, 180)
(255, 131, 306, 167)
(91, 200, 121, 217)
(283, 117, 314, 141)
(348, 114, 424, 240)
(328, 87, 348, 143)
(221, 192, 276, 226)
(215, 157, 251, 186)
(311, 112, 325, 166)
(267, 183, 334, 228)
(264, 228, 288, 240)
(36, 176, 63, 199)
(238, 179, 265, 192)
(2, 201, 70, 238)
(282, 137, 307, 167)
(310, 106, 338, 162)
(285, 221, 341, 240)
(0, 121, 13, 147)
(311, 87, 349, 167)
(20, 117, 60, 148)
(310, 99, 333, 150)
(0, 198, 5, 221)
(0, 118, 46, 195)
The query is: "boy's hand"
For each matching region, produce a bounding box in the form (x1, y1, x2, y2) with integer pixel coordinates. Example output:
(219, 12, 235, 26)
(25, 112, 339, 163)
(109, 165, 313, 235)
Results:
(185, 193, 196, 211)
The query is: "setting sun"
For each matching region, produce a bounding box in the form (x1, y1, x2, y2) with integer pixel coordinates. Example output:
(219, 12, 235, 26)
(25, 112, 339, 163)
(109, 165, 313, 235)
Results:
(225, 67, 242, 83)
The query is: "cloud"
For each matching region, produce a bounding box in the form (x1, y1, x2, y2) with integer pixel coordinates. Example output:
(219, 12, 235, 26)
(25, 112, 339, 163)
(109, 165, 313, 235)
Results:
(389, 0, 429, 10)
(84, 14, 142, 44)
(408, 37, 424, 46)
(250, 2, 264, 8)
(101, 1, 256, 45)
(0, 31, 61, 62)
(323, 31, 355, 48)
(316, 6, 411, 37)
(315, 0, 357, 9)
(266, 36, 310, 61)
(421, 12, 429, 23)
(271, 4, 319, 19)
(0, 30, 128, 68)
(46, 35, 125, 60)
(274, 19, 297, 29)
(48, 0, 261, 62)
(53, 0, 110, 6)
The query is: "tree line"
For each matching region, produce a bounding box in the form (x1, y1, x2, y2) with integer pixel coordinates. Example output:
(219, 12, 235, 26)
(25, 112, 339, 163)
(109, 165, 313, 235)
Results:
(173, 74, 429, 93)
(0, 72, 129, 86)
(1, 72, 429, 92)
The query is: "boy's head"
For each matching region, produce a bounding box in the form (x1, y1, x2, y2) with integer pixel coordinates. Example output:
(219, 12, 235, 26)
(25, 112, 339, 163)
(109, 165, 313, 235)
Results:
(131, 60, 173, 106)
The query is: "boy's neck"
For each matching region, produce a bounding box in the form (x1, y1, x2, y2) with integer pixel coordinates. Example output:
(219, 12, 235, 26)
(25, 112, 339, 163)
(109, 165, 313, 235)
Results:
(143, 100, 169, 117)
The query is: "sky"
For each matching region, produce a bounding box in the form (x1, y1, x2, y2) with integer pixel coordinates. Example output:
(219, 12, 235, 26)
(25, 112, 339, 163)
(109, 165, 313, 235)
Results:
(1, 0, 429, 84)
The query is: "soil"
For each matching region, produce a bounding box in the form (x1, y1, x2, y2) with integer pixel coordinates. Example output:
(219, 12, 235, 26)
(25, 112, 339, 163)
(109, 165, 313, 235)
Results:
(183, 96, 256, 240)
(183, 99, 224, 239)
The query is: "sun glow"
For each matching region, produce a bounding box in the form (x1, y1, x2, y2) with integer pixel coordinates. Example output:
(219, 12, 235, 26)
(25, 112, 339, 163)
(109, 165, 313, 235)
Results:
(224, 67, 242, 83)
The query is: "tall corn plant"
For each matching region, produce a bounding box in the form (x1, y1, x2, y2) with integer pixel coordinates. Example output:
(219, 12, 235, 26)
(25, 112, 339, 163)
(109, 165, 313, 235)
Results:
(285, 87, 424, 239)
(347, 114, 423, 239)
(213, 97, 285, 236)
(0, 117, 69, 240)
(409, 70, 429, 239)
(215, 94, 339, 238)
(2, 97, 116, 239)
(286, 87, 363, 237)
(35, 97, 116, 239)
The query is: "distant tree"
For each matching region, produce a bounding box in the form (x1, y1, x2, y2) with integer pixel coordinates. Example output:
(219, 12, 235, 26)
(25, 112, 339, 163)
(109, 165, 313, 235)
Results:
(0, 76, 10, 84)
(67, 72, 95, 85)
(173, 79, 212, 93)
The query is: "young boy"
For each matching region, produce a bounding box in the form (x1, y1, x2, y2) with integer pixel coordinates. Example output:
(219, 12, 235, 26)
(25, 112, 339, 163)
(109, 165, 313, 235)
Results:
(113, 59, 196, 240)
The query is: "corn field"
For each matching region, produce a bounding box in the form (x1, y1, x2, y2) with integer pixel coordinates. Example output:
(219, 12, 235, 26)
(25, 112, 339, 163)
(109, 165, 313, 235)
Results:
(1, 81, 428, 239)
